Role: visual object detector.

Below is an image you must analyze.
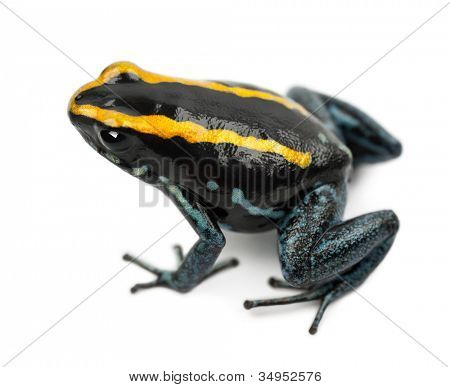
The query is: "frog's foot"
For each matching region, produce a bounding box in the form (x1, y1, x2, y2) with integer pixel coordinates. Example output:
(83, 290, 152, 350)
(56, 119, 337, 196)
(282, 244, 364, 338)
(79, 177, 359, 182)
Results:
(260, 199, 399, 334)
(268, 277, 316, 291)
(247, 229, 396, 334)
(123, 254, 179, 293)
(244, 280, 339, 334)
(123, 253, 238, 294)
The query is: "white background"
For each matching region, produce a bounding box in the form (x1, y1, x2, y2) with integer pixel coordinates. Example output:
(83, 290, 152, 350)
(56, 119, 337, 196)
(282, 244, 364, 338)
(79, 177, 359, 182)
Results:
(1, 0, 449, 385)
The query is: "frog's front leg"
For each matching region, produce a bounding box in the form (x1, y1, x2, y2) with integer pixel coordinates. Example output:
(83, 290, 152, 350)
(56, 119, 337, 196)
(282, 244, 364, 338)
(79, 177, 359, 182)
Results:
(125, 182, 238, 293)
(244, 183, 399, 334)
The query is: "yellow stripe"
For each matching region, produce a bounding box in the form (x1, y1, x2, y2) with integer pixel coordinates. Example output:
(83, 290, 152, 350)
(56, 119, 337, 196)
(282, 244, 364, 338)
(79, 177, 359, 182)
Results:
(70, 104, 312, 168)
(69, 61, 310, 116)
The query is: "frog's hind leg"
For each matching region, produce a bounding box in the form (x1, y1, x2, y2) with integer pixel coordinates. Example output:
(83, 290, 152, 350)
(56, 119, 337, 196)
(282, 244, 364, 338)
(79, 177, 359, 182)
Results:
(244, 183, 399, 334)
(245, 234, 396, 334)
(287, 87, 402, 164)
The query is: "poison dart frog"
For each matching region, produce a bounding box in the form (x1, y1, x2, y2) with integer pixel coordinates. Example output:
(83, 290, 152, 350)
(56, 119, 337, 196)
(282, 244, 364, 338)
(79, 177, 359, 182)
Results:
(68, 62, 401, 334)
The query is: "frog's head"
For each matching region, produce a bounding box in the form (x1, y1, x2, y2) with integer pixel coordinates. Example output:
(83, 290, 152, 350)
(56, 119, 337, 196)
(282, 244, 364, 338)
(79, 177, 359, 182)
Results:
(68, 62, 170, 181)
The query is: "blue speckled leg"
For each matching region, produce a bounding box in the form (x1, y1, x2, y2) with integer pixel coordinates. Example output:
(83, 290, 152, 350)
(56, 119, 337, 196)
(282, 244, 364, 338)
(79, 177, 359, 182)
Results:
(244, 183, 399, 334)
(288, 87, 402, 164)
(124, 182, 238, 293)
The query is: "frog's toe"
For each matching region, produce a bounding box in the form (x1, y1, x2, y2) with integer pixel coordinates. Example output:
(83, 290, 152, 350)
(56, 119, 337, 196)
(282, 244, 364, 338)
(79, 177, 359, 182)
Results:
(203, 257, 239, 281)
(129, 271, 189, 294)
(123, 253, 162, 275)
(130, 281, 157, 293)
(268, 277, 316, 291)
(123, 253, 239, 294)
(130, 277, 169, 294)
(173, 244, 184, 263)
(123, 253, 187, 293)
(244, 281, 338, 334)
(268, 277, 293, 289)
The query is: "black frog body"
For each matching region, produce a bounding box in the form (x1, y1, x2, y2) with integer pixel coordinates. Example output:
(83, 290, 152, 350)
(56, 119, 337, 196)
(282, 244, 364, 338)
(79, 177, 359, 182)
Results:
(69, 62, 401, 333)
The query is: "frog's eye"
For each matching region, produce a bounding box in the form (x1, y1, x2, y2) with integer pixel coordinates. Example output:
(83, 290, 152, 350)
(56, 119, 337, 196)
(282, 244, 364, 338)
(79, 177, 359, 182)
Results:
(99, 130, 132, 153)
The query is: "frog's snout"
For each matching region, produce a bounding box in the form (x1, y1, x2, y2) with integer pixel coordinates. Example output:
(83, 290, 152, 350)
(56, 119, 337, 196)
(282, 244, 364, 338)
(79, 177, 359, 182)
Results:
(70, 85, 113, 110)
(68, 88, 99, 150)
(68, 84, 112, 134)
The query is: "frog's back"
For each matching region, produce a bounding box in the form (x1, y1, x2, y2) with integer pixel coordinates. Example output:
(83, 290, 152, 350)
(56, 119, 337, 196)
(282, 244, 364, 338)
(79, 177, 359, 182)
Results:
(75, 62, 351, 197)
(88, 69, 348, 170)
(208, 80, 352, 177)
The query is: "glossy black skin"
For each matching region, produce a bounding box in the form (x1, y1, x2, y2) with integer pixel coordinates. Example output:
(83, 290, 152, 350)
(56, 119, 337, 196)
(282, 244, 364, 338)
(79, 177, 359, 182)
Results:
(71, 73, 351, 232)
(69, 65, 402, 333)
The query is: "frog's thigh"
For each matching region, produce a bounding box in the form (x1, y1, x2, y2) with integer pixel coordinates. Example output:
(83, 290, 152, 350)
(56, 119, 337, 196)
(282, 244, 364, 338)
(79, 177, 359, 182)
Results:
(288, 87, 402, 164)
(278, 210, 399, 287)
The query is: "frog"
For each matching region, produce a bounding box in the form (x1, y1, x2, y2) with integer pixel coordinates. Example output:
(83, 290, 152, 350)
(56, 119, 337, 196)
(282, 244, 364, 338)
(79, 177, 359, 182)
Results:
(68, 62, 401, 334)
